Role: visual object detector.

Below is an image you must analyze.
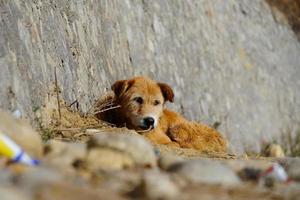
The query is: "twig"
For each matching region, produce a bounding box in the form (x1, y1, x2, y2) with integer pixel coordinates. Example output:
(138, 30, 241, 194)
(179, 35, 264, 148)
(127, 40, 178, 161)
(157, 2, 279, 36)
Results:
(92, 105, 121, 115)
(84, 100, 115, 116)
(53, 127, 83, 131)
(69, 100, 78, 108)
(53, 124, 111, 132)
(54, 67, 61, 120)
(93, 101, 115, 110)
(74, 132, 90, 138)
(53, 137, 72, 142)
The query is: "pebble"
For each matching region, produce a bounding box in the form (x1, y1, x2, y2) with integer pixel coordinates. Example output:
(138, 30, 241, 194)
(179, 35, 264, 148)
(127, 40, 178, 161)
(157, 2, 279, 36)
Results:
(34, 182, 125, 200)
(99, 170, 142, 194)
(158, 153, 184, 171)
(264, 144, 285, 158)
(168, 159, 240, 186)
(284, 183, 300, 200)
(86, 148, 134, 171)
(0, 186, 31, 200)
(141, 170, 180, 200)
(87, 132, 157, 170)
(14, 167, 64, 193)
(280, 158, 300, 181)
(43, 140, 86, 174)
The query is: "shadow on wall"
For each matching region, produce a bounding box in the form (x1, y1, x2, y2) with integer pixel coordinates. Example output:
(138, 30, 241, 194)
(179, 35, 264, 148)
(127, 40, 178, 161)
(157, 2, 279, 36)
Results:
(266, 0, 300, 40)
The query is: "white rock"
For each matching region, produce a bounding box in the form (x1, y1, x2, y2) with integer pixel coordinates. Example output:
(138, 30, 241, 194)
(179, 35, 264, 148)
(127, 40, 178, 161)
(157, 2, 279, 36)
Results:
(168, 160, 240, 186)
(15, 167, 64, 192)
(142, 170, 180, 200)
(0, 187, 31, 200)
(264, 144, 285, 158)
(280, 158, 300, 181)
(43, 140, 86, 174)
(86, 148, 134, 171)
(158, 153, 184, 170)
(87, 132, 157, 168)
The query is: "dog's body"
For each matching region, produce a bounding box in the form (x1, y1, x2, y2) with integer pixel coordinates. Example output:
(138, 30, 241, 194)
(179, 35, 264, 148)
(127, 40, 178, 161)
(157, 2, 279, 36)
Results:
(96, 76, 227, 153)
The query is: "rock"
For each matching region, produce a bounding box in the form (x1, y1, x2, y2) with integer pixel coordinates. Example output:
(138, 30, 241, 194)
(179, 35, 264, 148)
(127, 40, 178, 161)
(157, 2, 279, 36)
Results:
(43, 140, 86, 174)
(0, 187, 31, 200)
(222, 159, 272, 172)
(0, 0, 300, 155)
(262, 144, 285, 158)
(86, 148, 134, 171)
(279, 158, 300, 181)
(141, 170, 180, 200)
(284, 183, 300, 200)
(158, 153, 184, 171)
(0, 169, 14, 186)
(86, 132, 157, 171)
(34, 182, 125, 200)
(238, 168, 262, 181)
(14, 167, 64, 193)
(0, 112, 43, 158)
(168, 160, 240, 186)
(99, 170, 142, 194)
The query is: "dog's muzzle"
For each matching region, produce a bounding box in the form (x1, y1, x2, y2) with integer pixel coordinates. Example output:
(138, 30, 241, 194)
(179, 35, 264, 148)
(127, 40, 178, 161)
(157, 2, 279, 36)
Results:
(139, 117, 155, 130)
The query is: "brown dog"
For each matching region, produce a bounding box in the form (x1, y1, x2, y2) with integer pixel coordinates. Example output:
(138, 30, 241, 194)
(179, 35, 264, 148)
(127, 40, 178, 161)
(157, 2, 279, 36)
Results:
(96, 76, 227, 153)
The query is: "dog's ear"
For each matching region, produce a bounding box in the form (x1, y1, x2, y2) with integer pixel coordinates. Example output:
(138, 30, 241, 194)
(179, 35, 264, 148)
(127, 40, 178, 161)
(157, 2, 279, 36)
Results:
(158, 82, 174, 103)
(111, 79, 134, 97)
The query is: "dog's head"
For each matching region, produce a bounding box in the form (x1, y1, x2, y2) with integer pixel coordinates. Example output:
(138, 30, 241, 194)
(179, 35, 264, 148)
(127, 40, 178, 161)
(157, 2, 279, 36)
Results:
(111, 76, 174, 130)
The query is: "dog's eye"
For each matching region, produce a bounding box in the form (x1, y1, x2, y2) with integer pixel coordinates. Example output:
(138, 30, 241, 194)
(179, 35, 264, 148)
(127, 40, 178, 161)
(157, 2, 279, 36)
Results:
(133, 97, 143, 104)
(153, 100, 160, 106)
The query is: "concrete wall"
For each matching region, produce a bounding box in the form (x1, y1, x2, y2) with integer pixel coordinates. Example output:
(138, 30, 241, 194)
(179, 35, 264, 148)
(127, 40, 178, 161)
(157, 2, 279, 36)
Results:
(0, 0, 300, 154)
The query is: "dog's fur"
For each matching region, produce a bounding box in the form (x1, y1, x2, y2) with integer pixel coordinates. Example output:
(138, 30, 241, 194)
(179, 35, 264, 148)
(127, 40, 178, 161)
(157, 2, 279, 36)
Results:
(96, 76, 227, 153)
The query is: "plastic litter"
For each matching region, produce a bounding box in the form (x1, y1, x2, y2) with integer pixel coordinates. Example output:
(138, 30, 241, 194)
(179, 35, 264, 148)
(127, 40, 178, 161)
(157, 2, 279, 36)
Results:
(0, 132, 39, 166)
(259, 163, 290, 187)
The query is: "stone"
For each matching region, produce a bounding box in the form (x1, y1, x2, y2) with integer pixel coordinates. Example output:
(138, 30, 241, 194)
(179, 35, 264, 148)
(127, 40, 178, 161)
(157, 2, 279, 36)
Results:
(238, 167, 262, 181)
(158, 153, 184, 171)
(0, 0, 299, 155)
(262, 144, 285, 158)
(0, 169, 14, 186)
(141, 170, 180, 200)
(0, 187, 31, 200)
(34, 182, 125, 200)
(86, 148, 134, 171)
(14, 167, 64, 193)
(87, 131, 157, 170)
(284, 183, 300, 200)
(43, 140, 86, 174)
(279, 158, 300, 181)
(0, 112, 43, 158)
(168, 160, 240, 185)
(99, 170, 142, 194)
(222, 159, 272, 172)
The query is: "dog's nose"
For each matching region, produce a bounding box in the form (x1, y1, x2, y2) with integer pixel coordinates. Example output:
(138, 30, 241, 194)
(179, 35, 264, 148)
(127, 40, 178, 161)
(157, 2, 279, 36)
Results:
(143, 117, 155, 128)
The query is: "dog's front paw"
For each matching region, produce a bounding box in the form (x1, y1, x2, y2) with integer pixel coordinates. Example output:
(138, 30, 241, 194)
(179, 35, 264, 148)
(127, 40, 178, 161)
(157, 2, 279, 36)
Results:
(145, 129, 173, 145)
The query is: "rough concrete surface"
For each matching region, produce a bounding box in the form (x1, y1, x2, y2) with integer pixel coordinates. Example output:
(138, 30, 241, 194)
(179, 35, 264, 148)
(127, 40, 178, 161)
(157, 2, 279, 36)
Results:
(0, 0, 299, 154)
